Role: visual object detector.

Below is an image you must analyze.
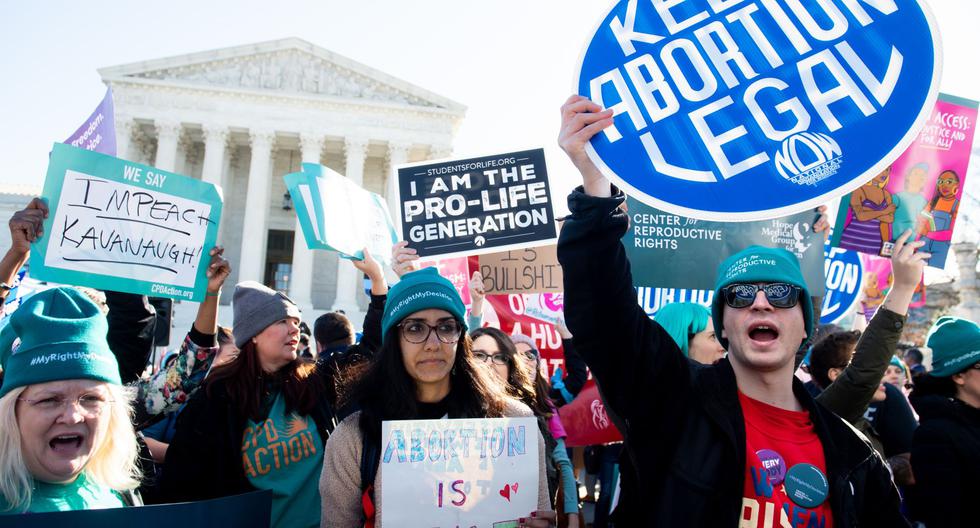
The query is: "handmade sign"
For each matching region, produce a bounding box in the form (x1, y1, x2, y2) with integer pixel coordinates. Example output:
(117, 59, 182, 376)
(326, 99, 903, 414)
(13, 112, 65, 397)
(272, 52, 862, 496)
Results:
(482, 294, 567, 378)
(558, 384, 623, 447)
(1, 490, 272, 528)
(64, 87, 116, 156)
(396, 149, 558, 259)
(380, 417, 538, 528)
(832, 94, 978, 267)
(30, 144, 222, 302)
(285, 162, 398, 264)
(820, 243, 864, 325)
(623, 197, 826, 295)
(479, 245, 563, 295)
(576, 0, 940, 221)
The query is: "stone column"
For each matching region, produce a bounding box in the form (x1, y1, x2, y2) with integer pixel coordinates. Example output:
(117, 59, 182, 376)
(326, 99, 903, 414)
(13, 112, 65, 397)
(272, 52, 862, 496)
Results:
(332, 137, 369, 312)
(954, 242, 980, 321)
(385, 142, 411, 233)
(200, 124, 228, 188)
(115, 115, 134, 161)
(289, 133, 323, 312)
(153, 120, 181, 172)
(237, 129, 276, 284)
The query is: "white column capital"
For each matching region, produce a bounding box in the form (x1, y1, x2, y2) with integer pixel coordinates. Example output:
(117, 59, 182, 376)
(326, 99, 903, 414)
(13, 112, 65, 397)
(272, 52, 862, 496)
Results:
(344, 137, 370, 161)
(248, 129, 277, 150)
(201, 123, 229, 145)
(299, 133, 325, 164)
(154, 119, 182, 140)
(386, 141, 412, 163)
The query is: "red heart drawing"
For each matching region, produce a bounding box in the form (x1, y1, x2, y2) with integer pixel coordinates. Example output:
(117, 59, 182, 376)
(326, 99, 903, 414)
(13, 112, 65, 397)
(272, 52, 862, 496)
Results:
(499, 484, 511, 501)
(511, 483, 519, 494)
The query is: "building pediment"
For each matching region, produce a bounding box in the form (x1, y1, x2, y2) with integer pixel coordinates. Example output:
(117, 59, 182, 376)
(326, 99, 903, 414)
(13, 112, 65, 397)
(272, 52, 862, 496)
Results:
(99, 38, 465, 113)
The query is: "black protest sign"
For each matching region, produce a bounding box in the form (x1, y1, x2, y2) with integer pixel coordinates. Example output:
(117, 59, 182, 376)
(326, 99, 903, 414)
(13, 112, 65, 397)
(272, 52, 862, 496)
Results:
(396, 149, 557, 259)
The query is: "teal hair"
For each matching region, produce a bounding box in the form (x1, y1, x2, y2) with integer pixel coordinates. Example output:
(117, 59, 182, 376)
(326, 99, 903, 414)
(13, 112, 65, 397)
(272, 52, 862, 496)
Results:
(654, 303, 711, 357)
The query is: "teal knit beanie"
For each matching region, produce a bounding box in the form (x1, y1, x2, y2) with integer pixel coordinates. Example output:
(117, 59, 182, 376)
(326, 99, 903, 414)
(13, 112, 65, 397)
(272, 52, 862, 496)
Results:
(381, 268, 466, 344)
(654, 302, 711, 357)
(927, 316, 980, 378)
(711, 246, 813, 349)
(0, 287, 120, 399)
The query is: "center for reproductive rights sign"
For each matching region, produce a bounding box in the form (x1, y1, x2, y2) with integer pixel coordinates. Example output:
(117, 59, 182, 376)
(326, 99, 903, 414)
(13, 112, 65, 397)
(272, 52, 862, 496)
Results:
(577, 0, 940, 221)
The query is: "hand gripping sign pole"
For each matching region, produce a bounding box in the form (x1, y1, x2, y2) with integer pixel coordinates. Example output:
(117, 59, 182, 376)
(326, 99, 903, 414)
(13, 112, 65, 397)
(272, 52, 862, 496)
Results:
(576, 0, 941, 221)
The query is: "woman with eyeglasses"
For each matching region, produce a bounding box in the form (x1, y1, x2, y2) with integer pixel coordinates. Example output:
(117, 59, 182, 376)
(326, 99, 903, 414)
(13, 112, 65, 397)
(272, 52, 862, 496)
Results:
(0, 288, 141, 513)
(907, 316, 980, 527)
(320, 268, 552, 527)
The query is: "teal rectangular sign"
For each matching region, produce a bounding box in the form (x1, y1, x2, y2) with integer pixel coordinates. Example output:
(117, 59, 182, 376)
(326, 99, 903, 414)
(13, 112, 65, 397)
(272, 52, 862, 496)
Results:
(30, 143, 223, 302)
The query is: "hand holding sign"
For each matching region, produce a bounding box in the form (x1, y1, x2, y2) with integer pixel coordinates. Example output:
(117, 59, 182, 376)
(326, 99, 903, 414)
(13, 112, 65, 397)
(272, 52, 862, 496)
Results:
(880, 230, 929, 316)
(558, 95, 614, 198)
(205, 246, 231, 295)
(8, 198, 49, 255)
(391, 241, 419, 278)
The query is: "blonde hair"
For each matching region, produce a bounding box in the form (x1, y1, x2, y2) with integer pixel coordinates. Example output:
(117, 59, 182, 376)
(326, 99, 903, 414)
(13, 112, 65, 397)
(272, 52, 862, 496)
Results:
(0, 383, 141, 512)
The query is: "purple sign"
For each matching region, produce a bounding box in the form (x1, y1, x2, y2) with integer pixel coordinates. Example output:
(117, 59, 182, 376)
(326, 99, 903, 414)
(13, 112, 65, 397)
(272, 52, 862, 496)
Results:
(756, 449, 786, 486)
(64, 88, 116, 156)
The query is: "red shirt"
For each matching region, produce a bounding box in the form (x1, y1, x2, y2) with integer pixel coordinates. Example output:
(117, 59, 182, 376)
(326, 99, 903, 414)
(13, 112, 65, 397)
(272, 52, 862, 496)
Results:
(739, 391, 834, 528)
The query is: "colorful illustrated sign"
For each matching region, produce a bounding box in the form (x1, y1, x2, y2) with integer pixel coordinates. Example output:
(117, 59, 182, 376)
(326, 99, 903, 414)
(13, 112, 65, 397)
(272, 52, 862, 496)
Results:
(832, 94, 978, 268)
(479, 245, 563, 295)
(285, 163, 398, 264)
(857, 253, 926, 322)
(64, 87, 116, 156)
(380, 417, 538, 528)
(396, 149, 557, 259)
(2, 490, 272, 528)
(820, 243, 864, 324)
(624, 197, 826, 296)
(30, 144, 222, 302)
(576, 0, 940, 220)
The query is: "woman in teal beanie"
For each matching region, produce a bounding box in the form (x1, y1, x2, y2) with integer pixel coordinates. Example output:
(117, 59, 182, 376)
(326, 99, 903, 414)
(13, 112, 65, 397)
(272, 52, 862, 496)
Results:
(0, 287, 141, 514)
(320, 266, 553, 527)
(653, 303, 725, 365)
(908, 316, 980, 527)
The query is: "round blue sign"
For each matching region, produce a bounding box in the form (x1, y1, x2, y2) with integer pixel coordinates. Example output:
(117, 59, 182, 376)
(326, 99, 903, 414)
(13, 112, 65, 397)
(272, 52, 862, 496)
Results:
(820, 241, 863, 324)
(576, 0, 941, 221)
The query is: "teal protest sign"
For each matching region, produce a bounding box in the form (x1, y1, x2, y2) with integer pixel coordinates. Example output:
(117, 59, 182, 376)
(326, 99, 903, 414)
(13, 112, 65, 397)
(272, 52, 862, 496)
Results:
(30, 143, 222, 302)
(0, 490, 271, 528)
(284, 162, 398, 264)
(623, 197, 825, 295)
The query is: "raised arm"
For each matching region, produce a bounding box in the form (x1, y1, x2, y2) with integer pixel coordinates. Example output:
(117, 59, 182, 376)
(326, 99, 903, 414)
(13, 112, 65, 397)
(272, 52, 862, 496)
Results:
(1, 198, 46, 305)
(351, 248, 387, 352)
(815, 231, 926, 423)
(556, 95, 692, 431)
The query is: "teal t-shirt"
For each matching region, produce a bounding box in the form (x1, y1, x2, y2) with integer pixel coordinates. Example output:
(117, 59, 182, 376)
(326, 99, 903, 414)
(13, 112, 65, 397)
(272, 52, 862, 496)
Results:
(242, 392, 324, 528)
(0, 472, 125, 514)
(892, 191, 928, 239)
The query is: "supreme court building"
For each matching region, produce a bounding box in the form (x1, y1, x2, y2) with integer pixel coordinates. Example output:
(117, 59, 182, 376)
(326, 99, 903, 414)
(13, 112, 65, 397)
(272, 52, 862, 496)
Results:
(100, 37, 465, 317)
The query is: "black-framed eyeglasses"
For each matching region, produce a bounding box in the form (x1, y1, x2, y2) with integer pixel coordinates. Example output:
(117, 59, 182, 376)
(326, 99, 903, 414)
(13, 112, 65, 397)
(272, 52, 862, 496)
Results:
(398, 319, 462, 344)
(472, 350, 508, 366)
(519, 350, 538, 363)
(722, 283, 801, 309)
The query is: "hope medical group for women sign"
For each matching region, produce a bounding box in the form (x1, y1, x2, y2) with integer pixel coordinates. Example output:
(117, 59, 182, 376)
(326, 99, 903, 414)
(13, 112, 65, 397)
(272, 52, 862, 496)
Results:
(577, 0, 941, 221)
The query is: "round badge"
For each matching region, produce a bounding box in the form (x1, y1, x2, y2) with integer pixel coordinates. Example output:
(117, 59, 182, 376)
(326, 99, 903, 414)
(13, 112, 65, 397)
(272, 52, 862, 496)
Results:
(756, 449, 787, 486)
(784, 463, 829, 509)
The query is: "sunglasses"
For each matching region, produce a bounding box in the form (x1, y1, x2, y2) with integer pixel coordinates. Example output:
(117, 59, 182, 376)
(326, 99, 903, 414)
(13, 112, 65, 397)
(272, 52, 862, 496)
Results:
(721, 283, 801, 309)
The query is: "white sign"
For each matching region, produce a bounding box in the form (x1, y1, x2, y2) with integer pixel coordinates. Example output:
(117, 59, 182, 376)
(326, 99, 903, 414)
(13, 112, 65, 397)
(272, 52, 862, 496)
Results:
(380, 417, 538, 528)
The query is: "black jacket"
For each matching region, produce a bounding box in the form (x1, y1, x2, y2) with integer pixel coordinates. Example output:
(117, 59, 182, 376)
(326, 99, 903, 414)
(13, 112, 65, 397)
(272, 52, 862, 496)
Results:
(908, 394, 980, 527)
(557, 187, 908, 527)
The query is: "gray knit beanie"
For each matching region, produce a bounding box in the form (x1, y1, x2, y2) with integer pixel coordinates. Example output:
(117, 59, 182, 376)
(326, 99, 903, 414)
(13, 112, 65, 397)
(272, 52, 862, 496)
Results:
(232, 281, 302, 348)
(509, 334, 540, 358)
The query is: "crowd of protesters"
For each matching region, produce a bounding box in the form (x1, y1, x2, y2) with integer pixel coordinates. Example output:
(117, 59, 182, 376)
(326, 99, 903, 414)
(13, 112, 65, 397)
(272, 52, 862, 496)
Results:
(0, 96, 976, 528)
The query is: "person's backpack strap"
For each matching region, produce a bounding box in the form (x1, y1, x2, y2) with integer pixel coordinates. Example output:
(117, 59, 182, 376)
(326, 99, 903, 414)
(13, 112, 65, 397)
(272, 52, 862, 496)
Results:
(359, 430, 381, 528)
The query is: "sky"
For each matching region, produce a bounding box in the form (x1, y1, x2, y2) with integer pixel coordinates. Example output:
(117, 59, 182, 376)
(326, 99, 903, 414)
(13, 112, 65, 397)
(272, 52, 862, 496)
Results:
(2, 0, 978, 280)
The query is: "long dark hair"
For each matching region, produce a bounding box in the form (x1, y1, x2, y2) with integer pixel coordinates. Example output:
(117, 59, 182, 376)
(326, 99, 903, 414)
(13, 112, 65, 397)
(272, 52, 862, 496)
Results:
(205, 340, 323, 421)
(348, 325, 509, 442)
(471, 327, 553, 417)
(910, 372, 958, 399)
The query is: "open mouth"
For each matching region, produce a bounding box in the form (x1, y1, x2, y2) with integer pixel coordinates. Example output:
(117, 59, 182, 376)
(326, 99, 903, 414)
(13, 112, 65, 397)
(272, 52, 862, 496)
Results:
(748, 324, 779, 342)
(49, 434, 83, 455)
